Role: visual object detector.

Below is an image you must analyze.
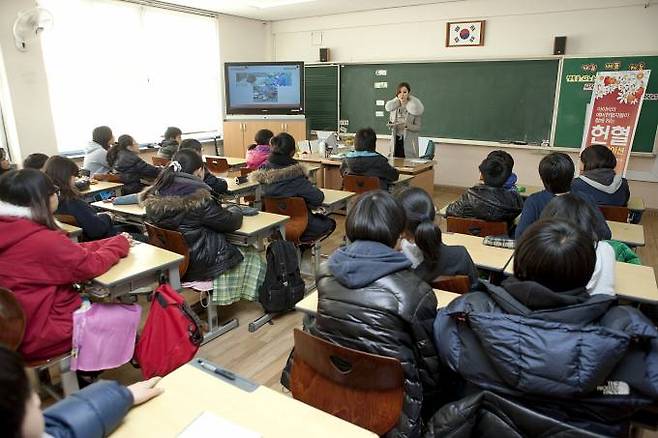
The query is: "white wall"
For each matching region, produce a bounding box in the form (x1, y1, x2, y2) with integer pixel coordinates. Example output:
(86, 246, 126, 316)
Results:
(0, 2, 271, 162)
(272, 0, 658, 206)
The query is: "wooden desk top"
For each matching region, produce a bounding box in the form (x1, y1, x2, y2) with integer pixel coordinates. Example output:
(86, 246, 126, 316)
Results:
(82, 180, 124, 196)
(56, 220, 82, 238)
(91, 201, 146, 217)
(295, 154, 434, 174)
(296, 289, 458, 315)
(392, 174, 415, 185)
(204, 155, 247, 167)
(321, 188, 356, 208)
(442, 232, 514, 271)
(607, 221, 645, 246)
(233, 212, 289, 236)
(94, 242, 183, 287)
(110, 364, 375, 437)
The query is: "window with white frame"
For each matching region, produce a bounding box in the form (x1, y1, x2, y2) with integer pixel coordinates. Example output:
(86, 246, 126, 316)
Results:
(39, 0, 221, 153)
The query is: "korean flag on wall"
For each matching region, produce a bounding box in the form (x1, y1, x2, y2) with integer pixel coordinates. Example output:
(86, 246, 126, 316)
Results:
(447, 21, 485, 47)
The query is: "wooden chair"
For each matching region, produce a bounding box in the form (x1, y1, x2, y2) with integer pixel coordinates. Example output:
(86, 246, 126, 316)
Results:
(343, 175, 380, 195)
(599, 205, 629, 223)
(430, 275, 471, 294)
(263, 197, 309, 244)
(290, 329, 404, 435)
(447, 217, 508, 237)
(144, 222, 237, 343)
(205, 157, 229, 174)
(0, 288, 79, 398)
(55, 214, 79, 227)
(92, 173, 122, 183)
(151, 156, 170, 166)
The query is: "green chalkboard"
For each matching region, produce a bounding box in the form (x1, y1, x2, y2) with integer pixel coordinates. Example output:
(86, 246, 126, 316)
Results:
(304, 65, 338, 132)
(554, 56, 658, 152)
(339, 60, 559, 144)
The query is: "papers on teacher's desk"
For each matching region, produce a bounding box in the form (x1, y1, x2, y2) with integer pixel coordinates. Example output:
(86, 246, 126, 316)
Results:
(178, 412, 261, 438)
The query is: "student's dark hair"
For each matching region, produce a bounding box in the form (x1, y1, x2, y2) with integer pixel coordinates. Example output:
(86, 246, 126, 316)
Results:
(514, 218, 596, 292)
(395, 82, 411, 95)
(540, 193, 602, 241)
(164, 127, 182, 141)
(146, 149, 203, 196)
(270, 132, 296, 157)
(106, 134, 135, 168)
(92, 126, 114, 150)
(254, 129, 274, 146)
(354, 127, 377, 152)
(396, 187, 441, 268)
(581, 144, 616, 172)
(44, 155, 80, 201)
(346, 190, 406, 248)
(0, 346, 31, 438)
(538, 152, 574, 194)
(178, 138, 202, 153)
(487, 150, 514, 170)
(22, 153, 49, 170)
(0, 169, 59, 230)
(478, 155, 509, 187)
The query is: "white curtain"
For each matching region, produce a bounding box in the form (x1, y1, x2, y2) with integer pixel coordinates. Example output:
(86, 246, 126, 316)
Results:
(39, 0, 221, 153)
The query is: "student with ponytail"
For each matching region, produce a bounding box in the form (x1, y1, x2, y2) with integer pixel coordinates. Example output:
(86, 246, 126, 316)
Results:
(107, 135, 160, 194)
(143, 149, 265, 304)
(396, 187, 479, 287)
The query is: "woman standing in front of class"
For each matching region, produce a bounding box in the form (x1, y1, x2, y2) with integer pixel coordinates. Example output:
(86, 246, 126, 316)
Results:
(385, 82, 424, 158)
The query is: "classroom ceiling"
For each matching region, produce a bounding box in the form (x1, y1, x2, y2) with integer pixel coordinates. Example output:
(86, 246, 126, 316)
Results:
(167, 0, 466, 21)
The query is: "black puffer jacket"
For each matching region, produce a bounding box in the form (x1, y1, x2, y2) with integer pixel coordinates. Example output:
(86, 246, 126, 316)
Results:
(339, 150, 400, 190)
(113, 150, 160, 195)
(143, 173, 243, 281)
(424, 391, 606, 438)
(446, 184, 523, 223)
(312, 240, 441, 438)
(435, 278, 658, 435)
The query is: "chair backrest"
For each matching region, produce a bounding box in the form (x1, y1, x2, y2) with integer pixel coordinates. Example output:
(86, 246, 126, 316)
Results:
(430, 275, 471, 294)
(290, 329, 404, 435)
(0, 288, 26, 351)
(343, 175, 380, 194)
(262, 197, 308, 244)
(599, 205, 629, 223)
(55, 214, 79, 227)
(144, 222, 190, 278)
(205, 157, 229, 174)
(240, 167, 255, 177)
(446, 217, 508, 237)
(152, 156, 170, 166)
(93, 173, 123, 183)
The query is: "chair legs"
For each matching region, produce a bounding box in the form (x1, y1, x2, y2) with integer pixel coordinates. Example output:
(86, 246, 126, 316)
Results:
(29, 355, 80, 400)
(248, 313, 273, 332)
(203, 301, 238, 344)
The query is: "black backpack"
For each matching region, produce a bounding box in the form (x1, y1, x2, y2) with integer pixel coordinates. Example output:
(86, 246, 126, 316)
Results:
(259, 240, 305, 313)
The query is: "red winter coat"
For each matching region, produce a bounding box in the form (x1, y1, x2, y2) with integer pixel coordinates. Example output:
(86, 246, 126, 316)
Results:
(0, 209, 129, 361)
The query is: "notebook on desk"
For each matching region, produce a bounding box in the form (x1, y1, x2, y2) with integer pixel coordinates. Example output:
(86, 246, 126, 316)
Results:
(178, 412, 261, 438)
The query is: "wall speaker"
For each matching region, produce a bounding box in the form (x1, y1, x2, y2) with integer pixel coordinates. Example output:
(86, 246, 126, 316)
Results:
(320, 48, 329, 63)
(553, 36, 567, 55)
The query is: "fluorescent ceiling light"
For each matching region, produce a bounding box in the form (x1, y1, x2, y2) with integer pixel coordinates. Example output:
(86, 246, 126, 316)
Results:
(248, 0, 315, 9)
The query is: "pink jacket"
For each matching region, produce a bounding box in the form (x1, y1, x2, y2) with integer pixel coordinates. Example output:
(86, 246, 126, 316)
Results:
(246, 145, 270, 169)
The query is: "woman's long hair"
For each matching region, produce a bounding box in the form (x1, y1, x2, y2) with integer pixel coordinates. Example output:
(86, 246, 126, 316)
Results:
(396, 187, 441, 270)
(0, 169, 59, 230)
(106, 135, 135, 168)
(43, 155, 81, 201)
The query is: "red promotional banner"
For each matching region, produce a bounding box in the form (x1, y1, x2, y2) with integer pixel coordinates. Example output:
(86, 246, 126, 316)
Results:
(582, 70, 651, 175)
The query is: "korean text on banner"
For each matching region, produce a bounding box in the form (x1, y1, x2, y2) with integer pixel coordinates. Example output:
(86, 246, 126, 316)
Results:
(582, 70, 651, 175)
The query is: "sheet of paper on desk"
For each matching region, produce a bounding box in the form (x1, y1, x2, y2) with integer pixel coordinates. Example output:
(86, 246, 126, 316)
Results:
(178, 411, 261, 438)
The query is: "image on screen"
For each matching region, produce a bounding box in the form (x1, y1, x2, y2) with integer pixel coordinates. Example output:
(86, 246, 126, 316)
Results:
(225, 63, 304, 114)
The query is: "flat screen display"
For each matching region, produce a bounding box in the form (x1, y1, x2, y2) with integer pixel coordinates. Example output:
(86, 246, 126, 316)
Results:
(224, 62, 304, 115)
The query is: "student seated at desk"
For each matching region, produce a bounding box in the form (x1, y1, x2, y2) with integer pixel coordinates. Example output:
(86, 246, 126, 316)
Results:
(178, 138, 228, 195)
(488, 150, 517, 192)
(515, 152, 611, 240)
(339, 127, 399, 190)
(143, 150, 265, 304)
(83, 126, 114, 176)
(304, 191, 441, 437)
(541, 193, 615, 296)
(0, 346, 163, 438)
(0, 169, 129, 362)
(44, 156, 145, 242)
(434, 219, 658, 436)
(251, 133, 336, 242)
(107, 135, 160, 195)
(572, 144, 630, 206)
(22, 153, 49, 171)
(446, 154, 523, 224)
(246, 128, 273, 169)
(396, 187, 479, 287)
(156, 126, 182, 160)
